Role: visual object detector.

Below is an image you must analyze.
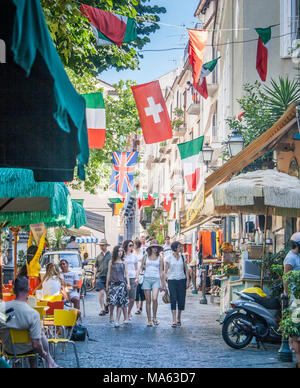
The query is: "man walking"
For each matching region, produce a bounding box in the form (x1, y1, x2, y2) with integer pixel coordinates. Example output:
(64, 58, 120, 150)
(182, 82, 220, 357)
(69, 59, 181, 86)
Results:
(163, 236, 172, 262)
(94, 239, 111, 316)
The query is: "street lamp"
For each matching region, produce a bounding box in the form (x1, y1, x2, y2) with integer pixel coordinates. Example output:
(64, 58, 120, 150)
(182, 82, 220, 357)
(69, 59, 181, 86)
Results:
(202, 142, 214, 172)
(227, 129, 245, 157)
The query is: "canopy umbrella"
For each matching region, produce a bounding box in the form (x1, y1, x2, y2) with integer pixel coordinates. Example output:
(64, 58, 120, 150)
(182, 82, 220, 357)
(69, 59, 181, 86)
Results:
(0, 0, 89, 182)
(212, 170, 300, 217)
(0, 168, 71, 285)
(45, 200, 86, 230)
(212, 169, 300, 286)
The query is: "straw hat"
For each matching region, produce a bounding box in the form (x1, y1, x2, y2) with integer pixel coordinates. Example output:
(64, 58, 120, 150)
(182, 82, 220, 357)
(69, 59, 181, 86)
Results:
(146, 240, 163, 253)
(98, 238, 110, 246)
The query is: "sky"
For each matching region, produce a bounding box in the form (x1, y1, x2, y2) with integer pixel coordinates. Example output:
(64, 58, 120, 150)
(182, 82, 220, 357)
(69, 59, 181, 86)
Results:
(100, 0, 200, 85)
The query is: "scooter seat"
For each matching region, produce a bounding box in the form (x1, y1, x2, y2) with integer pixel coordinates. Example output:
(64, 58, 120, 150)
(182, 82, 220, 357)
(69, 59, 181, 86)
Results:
(244, 293, 281, 310)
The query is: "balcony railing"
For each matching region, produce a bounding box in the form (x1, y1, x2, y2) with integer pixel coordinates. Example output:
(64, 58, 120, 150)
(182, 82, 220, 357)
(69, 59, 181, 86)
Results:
(186, 89, 200, 115)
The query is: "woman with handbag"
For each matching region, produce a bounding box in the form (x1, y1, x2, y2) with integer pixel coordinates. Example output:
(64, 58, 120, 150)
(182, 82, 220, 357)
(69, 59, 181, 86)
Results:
(164, 241, 190, 328)
(138, 241, 165, 327)
(106, 246, 130, 327)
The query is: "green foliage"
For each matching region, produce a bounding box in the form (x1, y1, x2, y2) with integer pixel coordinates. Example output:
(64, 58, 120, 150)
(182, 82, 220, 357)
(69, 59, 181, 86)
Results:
(70, 80, 141, 193)
(171, 108, 184, 129)
(254, 246, 289, 297)
(264, 77, 300, 121)
(47, 228, 67, 250)
(223, 77, 300, 169)
(146, 208, 167, 244)
(41, 0, 166, 78)
(280, 270, 300, 338)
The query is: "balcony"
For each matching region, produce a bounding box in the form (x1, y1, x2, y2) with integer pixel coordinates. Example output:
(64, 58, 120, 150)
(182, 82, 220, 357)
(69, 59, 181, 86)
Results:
(186, 90, 200, 115)
(173, 124, 187, 137)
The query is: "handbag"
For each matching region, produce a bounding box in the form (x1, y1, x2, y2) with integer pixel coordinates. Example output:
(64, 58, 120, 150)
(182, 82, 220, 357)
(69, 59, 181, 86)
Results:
(138, 271, 144, 285)
(70, 324, 89, 341)
(162, 290, 170, 304)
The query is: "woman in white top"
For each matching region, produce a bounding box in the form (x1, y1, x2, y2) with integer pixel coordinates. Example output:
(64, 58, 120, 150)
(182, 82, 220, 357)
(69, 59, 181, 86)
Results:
(35, 263, 69, 300)
(164, 241, 190, 328)
(123, 240, 139, 320)
(139, 241, 165, 327)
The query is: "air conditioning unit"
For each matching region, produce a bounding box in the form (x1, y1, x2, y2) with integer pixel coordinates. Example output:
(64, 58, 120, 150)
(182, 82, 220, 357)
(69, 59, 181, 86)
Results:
(240, 257, 262, 280)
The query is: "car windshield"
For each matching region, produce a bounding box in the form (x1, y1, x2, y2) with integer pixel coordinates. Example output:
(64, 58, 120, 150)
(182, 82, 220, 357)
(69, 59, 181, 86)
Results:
(41, 253, 81, 268)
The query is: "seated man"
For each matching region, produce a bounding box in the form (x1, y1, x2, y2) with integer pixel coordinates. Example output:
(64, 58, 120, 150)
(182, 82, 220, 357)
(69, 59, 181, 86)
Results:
(0, 277, 59, 368)
(59, 259, 80, 310)
(66, 236, 81, 254)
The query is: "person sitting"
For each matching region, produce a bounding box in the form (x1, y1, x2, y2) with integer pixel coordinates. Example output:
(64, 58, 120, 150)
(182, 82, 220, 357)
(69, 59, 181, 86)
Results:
(66, 236, 81, 254)
(59, 259, 80, 310)
(34, 263, 69, 300)
(0, 277, 59, 368)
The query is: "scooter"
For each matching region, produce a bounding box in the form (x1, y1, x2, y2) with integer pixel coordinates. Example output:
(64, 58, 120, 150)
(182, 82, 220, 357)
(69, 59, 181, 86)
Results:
(221, 291, 282, 349)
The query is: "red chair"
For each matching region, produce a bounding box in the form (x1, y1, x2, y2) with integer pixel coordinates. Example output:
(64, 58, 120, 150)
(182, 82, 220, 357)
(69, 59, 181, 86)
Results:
(46, 301, 65, 316)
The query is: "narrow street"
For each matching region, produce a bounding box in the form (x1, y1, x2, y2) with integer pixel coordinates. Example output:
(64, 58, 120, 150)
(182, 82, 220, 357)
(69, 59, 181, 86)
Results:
(56, 291, 296, 369)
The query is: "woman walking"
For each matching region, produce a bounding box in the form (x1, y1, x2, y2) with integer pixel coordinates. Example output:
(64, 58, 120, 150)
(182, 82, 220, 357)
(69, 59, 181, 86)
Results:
(134, 239, 146, 314)
(106, 246, 130, 327)
(164, 241, 190, 328)
(122, 240, 139, 320)
(139, 241, 165, 327)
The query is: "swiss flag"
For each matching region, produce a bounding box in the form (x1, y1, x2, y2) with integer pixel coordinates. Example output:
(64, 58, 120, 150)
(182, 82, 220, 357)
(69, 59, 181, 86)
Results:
(131, 81, 172, 144)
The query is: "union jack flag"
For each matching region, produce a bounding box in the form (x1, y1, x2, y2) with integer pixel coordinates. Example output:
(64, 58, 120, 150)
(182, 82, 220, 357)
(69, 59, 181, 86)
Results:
(109, 151, 139, 194)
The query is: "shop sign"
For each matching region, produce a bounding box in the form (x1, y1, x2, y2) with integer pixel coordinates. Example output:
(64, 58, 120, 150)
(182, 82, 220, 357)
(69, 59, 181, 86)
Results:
(186, 183, 206, 227)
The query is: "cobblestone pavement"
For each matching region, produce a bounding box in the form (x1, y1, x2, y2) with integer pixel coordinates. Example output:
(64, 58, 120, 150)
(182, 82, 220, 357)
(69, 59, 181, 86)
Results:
(55, 291, 296, 368)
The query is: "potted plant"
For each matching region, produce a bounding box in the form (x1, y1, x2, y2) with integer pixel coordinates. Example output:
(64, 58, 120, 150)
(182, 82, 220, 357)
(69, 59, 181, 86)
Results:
(222, 264, 239, 276)
(280, 270, 300, 368)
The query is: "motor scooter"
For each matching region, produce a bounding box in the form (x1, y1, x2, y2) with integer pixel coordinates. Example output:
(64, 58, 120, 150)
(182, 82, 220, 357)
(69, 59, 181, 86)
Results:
(221, 291, 281, 349)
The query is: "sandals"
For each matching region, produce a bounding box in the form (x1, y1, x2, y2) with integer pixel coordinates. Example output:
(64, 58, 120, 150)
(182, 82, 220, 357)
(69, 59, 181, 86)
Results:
(99, 310, 106, 316)
(153, 320, 159, 326)
(177, 321, 182, 327)
(171, 323, 177, 328)
(135, 309, 142, 315)
(147, 322, 153, 327)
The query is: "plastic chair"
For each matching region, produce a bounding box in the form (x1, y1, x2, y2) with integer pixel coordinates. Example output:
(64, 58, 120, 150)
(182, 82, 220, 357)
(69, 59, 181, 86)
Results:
(1, 329, 45, 368)
(2, 295, 16, 302)
(47, 309, 80, 368)
(45, 301, 65, 316)
(36, 301, 48, 307)
(43, 295, 63, 302)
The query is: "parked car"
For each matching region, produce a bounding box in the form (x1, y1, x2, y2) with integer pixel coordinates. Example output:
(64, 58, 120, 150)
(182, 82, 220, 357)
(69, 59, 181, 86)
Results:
(40, 250, 84, 281)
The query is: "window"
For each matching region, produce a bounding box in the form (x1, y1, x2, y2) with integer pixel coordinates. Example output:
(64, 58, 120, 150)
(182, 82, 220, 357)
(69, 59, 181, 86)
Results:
(280, 0, 299, 57)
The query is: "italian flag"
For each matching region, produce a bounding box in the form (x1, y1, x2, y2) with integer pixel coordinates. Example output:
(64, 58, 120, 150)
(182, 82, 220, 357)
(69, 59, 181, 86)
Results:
(82, 92, 106, 149)
(80, 4, 137, 47)
(255, 26, 271, 82)
(194, 57, 220, 99)
(177, 136, 204, 192)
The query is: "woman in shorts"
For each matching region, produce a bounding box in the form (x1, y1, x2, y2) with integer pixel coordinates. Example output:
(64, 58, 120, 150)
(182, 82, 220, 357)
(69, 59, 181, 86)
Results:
(139, 241, 165, 327)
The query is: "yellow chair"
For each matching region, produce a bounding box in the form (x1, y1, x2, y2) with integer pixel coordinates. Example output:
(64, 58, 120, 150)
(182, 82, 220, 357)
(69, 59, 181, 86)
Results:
(47, 309, 80, 368)
(1, 329, 45, 368)
(43, 295, 63, 302)
(36, 301, 48, 307)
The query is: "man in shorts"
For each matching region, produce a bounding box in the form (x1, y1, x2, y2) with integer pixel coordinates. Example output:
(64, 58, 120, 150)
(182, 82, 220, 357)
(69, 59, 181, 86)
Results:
(94, 239, 111, 316)
(60, 259, 80, 310)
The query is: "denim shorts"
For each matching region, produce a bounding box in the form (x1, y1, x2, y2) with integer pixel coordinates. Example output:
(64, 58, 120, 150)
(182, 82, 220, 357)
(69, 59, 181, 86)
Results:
(142, 277, 160, 290)
(95, 276, 107, 291)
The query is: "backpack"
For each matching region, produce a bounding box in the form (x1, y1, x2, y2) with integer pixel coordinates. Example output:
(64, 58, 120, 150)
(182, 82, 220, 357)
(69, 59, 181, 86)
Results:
(71, 324, 89, 341)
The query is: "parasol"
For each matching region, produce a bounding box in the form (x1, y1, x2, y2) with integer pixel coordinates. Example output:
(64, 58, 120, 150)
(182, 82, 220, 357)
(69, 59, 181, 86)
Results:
(212, 169, 300, 286)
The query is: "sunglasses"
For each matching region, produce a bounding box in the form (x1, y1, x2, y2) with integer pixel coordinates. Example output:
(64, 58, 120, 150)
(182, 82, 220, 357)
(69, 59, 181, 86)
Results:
(128, 244, 134, 247)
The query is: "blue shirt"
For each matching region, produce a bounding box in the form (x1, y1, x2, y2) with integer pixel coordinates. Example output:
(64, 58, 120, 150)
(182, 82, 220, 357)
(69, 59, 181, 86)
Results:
(284, 251, 300, 271)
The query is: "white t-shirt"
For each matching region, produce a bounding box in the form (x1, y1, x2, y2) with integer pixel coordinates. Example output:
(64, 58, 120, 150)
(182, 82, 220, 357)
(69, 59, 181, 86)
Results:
(165, 253, 187, 280)
(42, 276, 62, 296)
(0, 300, 41, 355)
(125, 254, 138, 279)
(135, 251, 144, 272)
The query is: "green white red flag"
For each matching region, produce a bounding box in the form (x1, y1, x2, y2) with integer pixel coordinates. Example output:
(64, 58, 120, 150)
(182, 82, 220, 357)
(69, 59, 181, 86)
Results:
(80, 4, 137, 47)
(82, 92, 106, 149)
(255, 26, 271, 82)
(163, 193, 174, 213)
(188, 29, 209, 85)
(177, 136, 204, 192)
(194, 57, 220, 99)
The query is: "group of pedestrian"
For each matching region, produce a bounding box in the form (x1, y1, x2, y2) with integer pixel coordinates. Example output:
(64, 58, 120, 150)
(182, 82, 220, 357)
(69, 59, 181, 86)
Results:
(94, 236, 190, 328)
